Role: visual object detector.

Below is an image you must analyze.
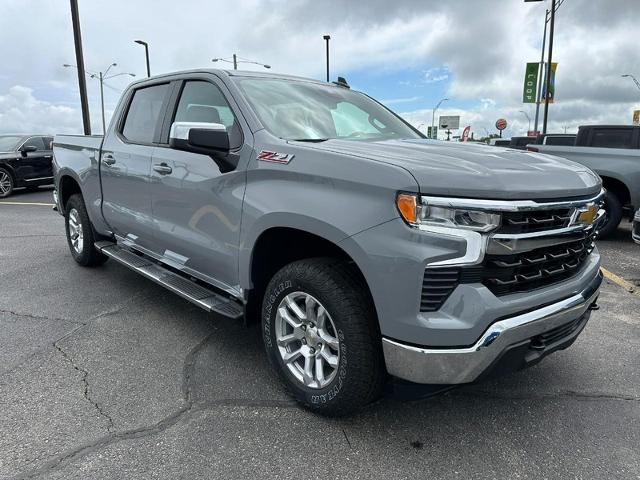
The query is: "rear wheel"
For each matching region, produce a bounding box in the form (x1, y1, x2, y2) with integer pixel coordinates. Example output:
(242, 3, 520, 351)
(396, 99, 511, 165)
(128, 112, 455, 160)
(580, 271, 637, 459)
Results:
(599, 190, 623, 238)
(262, 258, 385, 416)
(0, 168, 14, 198)
(64, 194, 108, 266)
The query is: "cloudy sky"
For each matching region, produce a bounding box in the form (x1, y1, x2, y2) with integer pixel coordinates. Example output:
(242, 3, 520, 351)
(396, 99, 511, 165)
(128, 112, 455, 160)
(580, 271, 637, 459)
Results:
(0, 0, 638, 139)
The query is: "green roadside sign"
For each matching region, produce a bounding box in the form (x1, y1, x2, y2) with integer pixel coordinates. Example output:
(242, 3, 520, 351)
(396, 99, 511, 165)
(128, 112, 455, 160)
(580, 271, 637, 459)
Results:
(523, 62, 539, 103)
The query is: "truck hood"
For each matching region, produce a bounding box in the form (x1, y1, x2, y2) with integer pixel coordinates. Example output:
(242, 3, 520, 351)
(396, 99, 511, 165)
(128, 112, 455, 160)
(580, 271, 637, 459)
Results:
(301, 138, 601, 200)
(0, 152, 18, 160)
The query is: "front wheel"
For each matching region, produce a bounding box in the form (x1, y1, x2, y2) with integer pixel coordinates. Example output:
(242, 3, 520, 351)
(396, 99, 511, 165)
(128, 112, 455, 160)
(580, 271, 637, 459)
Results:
(599, 190, 623, 238)
(64, 194, 108, 266)
(262, 258, 385, 416)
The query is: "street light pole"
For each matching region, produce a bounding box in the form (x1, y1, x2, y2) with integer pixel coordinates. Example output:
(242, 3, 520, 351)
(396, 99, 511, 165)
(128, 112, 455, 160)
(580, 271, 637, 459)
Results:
(64, 63, 135, 134)
(323, 35, 331, 82)
(542, 0, 556, 135)
(621, 74, 640, 92)
(519, 110, 532, 133)
(431, 98, 448, 139)
(69, 0, 91, 135)
(134, 40, 150, 77)
(212, 55, 270, 70)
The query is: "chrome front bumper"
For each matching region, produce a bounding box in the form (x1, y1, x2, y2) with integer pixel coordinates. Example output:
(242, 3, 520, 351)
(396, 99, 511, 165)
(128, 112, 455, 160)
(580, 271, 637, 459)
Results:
(382, 270, 602, 384)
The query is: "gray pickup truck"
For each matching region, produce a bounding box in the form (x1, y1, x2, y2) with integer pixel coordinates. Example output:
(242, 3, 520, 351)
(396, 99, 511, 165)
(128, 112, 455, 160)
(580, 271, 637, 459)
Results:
(53, 69, 605, 415)
(529, 125, 640, 237)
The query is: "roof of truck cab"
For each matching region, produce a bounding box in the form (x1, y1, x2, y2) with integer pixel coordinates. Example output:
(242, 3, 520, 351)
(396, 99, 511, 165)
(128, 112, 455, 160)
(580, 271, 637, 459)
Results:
(127, 68, 336, 88)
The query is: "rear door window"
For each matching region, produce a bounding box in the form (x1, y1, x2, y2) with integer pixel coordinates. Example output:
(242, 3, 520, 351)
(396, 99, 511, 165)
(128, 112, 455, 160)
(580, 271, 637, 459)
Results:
(591, 129, 633, 148)
(122, 84, 170, 144)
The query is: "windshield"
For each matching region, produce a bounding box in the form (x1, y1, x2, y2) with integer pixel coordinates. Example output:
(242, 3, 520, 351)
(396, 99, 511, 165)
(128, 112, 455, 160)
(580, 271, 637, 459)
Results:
(0, 136, 23, 152)
(234, 78, 422, 141)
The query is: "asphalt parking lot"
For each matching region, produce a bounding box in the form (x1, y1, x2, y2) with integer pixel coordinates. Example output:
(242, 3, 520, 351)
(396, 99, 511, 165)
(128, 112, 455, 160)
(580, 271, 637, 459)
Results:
(1, 187, 639, 480)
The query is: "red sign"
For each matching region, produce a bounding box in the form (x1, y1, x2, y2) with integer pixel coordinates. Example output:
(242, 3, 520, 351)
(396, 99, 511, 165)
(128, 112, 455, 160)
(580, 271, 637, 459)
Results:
(495, 118, 507, 131)
(461, 126, 471, 142)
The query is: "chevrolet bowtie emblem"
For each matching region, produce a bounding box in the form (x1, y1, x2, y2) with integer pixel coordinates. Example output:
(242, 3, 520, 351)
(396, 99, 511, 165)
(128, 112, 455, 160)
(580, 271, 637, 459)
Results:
(576, 205, 598, 225)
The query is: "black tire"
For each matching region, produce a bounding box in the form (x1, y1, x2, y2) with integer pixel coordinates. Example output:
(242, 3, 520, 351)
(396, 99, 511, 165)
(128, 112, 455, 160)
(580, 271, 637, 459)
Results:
(0, 167, 14, 198)
(64, 194, 109, 267)
(599, 190, 623, 238)
(262, 257, 385, 416)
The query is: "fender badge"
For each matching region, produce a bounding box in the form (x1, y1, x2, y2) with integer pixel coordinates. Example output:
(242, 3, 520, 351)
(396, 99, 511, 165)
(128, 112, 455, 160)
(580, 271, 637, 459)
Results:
(257, 150, 294, 164)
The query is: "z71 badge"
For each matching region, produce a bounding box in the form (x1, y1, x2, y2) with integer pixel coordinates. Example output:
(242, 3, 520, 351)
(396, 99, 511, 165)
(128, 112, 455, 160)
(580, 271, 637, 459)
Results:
(257, 150, 294, 164)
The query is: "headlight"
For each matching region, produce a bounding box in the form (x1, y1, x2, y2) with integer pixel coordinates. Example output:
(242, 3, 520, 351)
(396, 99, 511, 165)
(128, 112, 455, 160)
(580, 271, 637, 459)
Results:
(396, 193, 501, 232)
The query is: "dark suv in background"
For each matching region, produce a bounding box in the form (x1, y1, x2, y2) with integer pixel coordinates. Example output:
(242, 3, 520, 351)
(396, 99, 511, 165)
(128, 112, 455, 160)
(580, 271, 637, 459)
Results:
(0, 134, 54, 198)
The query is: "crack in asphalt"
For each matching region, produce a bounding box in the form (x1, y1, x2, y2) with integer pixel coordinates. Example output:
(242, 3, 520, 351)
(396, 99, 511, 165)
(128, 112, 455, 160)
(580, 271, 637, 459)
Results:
(53, 342, 116, 434)
(0, 309, 78, 324)
(12, 331, 296, 480)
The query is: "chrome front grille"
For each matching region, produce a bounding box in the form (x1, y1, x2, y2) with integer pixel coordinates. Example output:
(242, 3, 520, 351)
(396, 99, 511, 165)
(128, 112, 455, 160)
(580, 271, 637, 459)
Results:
(498, 208, 573, 234)
(478, 235, 595, 295)
(419, 191, 604, 311)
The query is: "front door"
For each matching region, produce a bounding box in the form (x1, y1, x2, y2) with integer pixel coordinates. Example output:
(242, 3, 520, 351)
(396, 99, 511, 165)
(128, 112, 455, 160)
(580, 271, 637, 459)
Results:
(149, 79, 249, 294)
(100, 82, 171, 251)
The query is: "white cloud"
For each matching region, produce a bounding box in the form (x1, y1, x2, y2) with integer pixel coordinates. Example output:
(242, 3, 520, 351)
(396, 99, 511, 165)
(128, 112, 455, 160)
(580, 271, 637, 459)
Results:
(423, 66, 450, 84)
(381, 96, 423, 105)
(0, 85, 106, 135)
(0, 0, 637, 136)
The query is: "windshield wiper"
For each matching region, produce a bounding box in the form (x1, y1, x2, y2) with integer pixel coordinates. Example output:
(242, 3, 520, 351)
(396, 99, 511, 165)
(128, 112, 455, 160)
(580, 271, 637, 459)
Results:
(290, 138, 330, 143)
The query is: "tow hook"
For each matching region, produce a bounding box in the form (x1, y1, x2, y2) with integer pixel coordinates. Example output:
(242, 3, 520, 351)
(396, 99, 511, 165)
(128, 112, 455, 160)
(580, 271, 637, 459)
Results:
(588, 301, 599, 311)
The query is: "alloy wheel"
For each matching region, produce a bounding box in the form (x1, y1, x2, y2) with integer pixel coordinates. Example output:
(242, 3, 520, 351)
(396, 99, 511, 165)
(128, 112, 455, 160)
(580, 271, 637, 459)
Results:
(275, 292, 340, 389)
(67, 208, 84, 254)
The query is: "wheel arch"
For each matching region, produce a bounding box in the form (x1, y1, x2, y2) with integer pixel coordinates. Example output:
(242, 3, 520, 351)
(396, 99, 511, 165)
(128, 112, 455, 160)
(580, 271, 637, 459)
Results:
(242, 218, 377, 325)
(600, 175, 631, 207)
(57, 172, 83, 214)
(0, 163, 18, 185)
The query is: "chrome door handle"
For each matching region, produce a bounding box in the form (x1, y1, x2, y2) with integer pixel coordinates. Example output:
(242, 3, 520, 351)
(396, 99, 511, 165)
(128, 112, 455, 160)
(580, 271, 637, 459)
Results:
(102, 154, 116, 166)
(153, 163, 172, 175)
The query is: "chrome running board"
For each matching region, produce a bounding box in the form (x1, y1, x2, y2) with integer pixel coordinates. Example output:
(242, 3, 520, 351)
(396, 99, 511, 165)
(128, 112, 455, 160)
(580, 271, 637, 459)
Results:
(95, 241, 243, 319)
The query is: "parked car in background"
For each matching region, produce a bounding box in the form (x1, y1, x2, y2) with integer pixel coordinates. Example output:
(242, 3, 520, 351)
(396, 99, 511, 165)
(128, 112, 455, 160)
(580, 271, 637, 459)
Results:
(633, 208, 640, 244)
(53, 69, 604, 415)
(535, 134, 576, 146)
(0, 134, 54, 198)
(529, 125, 640, 237)
(509, 136, 537, 150)
(489, 138, 511, 147)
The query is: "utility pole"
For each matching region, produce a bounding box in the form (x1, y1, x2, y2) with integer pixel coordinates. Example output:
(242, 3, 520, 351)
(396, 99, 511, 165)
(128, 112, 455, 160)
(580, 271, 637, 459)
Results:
(533, 9, 548, 135)
(233, 53, 238, 70)
(69, 0, 91, 135)
(542, 0, 556, 134)
(323, 35, 331, 82)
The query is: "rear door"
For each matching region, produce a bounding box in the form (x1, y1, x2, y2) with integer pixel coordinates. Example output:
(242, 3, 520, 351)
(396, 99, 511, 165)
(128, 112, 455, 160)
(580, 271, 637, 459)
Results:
(18, 136, 52, 182)
(100, 82, 171, 251)
(148, 77, 249, 293)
